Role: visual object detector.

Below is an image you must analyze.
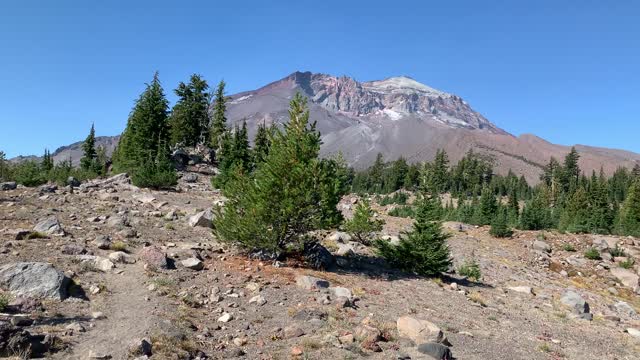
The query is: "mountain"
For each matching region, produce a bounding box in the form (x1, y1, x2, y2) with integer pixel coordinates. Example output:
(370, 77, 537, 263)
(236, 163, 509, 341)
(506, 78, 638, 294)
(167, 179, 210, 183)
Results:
(11, 71, 640, 183)
(10, 136, 120, 167)
(225, 71, 640, 183)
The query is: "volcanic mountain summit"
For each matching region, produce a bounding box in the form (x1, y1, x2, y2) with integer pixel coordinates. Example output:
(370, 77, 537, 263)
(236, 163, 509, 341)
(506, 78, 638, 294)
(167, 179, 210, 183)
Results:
(225, 71, 640, 182)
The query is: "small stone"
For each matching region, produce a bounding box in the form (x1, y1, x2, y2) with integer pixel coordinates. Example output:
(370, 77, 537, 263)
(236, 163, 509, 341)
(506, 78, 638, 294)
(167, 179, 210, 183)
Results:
(218, 313, 233, 323)
(560, 290, 590, 315)
(129, 338, 152, 356)
(181, 258, 204, 271)
(94, 235, 112, 250)
(188, 209, 214, 228)
(92, 312, 106, 320)
(249, 295, 267, 306)
(290, 346, 303, 356)
(627, 328, 640, 339)
(295, 275, 330, 290)
(284, 325, 305, 339)
(508, 286, 534, 295)
(233, 337, 247, 346)
(338, 333, 354, 344)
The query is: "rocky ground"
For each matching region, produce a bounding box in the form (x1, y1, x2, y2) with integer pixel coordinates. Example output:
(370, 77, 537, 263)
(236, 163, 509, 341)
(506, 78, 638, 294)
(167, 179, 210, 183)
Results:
(1, 174, 640, 360)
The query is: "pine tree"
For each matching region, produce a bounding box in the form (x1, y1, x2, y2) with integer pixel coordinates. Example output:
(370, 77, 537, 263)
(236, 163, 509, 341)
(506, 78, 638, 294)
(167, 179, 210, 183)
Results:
(213, 122, 251, 189)
(519, 189, 553, 230)
(214, 93, 335, 254)
(168, 74, 211, 147)
(425, 149, 449, 194)
(587, 173, 613, 233)
(316, 153, 350, 228)
(369, 153, 385, 193)
(112, 72, 175, 187)
(375, 195, 452, 277)
(210, 80, 228, 153)
(344, 199, 384, 244)
(558, 187, 590, 233)
(252, 122, 272, 166)
(42, 149, 53, 172)
(507, 188, 520, 225)
(561, 147, 580, 193)
(490, 206, 513, 238)
(472, 186, 498, 225)
(0, 151, 9, 181)
(80, 123, 97, 171)
(616, 180, 640, 237)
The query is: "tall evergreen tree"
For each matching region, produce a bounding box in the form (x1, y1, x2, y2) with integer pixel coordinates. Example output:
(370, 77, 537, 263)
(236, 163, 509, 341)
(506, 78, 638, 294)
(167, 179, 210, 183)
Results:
(490, 206, 513, 238)
(168, 74, 210, 146)
(210, 80, 228, 153)
(587, 173, 613, 233)
(472, 186, 498, 225)
(561, 147, 581, 193)
(375, 195, 452, 277)
(42, 149, 53, 172)
(252, 122, 272, 166)
(616, 180, 640, 237)
(112, 72, 175, 187)
(558, 187, 590, 233)
(80, 123, 97, 170)
(0, 151, 9, 181)
(425, 149, 449, 194)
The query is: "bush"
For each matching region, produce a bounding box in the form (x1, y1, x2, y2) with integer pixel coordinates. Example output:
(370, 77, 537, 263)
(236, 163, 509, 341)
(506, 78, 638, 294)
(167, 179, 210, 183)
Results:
(388, 206, 415, 218)
(458, 259, 482, 281)
(608, 245, 625, 257)
(584, 247, 601, 260)
(131, 157, 177, 189)
(375, 196, 451, 277)
(562, 243, 576, 252)
(344, 199, 384, 244)
(619, 258, 635, 269)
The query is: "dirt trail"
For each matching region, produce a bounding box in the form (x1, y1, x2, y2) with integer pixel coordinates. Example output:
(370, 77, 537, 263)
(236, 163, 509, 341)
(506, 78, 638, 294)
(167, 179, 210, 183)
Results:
(60, 264, 163, 360)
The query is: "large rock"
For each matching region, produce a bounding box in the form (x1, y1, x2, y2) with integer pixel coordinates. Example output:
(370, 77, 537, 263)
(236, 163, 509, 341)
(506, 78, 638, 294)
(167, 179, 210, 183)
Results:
(188, 209, 214, 228)
(303, 242, 334, 270)
(532, 240, 551, 253)
(397, 316, 447, 345)
(296, 275, 330, 290)
(138, 246, 169, 271)
(417, 342, 453, 360)
(612, 301, 637, 317)
(0, 182, 17, 191)
(560, 290, 590, 316)
(0, 262, 70, 300)
(181, 258, 204, 271)
(33, 217, 64, 236)
(610, 267, 640, 292)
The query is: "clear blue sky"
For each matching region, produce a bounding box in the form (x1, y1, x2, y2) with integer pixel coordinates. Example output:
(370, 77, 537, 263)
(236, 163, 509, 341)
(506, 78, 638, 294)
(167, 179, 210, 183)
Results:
(1, 1, 639, 158)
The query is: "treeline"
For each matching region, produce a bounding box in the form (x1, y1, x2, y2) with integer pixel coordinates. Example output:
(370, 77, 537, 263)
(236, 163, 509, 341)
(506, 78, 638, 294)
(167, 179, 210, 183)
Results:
(0, 125, 108, 186)
(355, 148, 640, 237)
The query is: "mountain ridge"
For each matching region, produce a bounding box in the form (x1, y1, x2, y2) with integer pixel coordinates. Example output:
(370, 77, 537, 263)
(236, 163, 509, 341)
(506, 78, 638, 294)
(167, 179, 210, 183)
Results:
(10, 71, 640, 183)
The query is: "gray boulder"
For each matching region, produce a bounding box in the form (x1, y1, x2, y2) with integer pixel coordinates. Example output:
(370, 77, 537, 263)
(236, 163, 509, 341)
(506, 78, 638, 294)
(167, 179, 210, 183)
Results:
(0, 182, 17, 191)
(303, 242, 334, 270)
(182, 173, 198, 183)
(296, 275, 330, 290)
(33, 217, 64, 236)
(560, 290, 591, 319)
(181, 258, 204, 270)
(188, 209, 214, 228)
(67, 176, 81, 187)
(0, 262, 70, 300)
(417, 342, 453, 360)
(533, 240, 551, 253)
